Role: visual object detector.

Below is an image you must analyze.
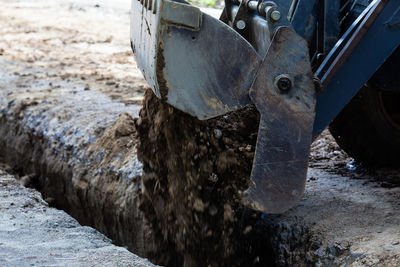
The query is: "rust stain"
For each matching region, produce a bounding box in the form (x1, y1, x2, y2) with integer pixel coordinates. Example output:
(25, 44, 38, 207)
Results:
(144, 18, 151, 35)
(156, 42, 168, 100)
(199, 90, 233, 114)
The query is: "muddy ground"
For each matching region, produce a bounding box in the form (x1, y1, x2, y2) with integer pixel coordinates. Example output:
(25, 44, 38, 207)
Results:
(0, 0, 400, 266)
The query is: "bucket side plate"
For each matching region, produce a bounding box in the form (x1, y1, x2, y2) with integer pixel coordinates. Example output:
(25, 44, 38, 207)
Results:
(131, 0, 262, 119)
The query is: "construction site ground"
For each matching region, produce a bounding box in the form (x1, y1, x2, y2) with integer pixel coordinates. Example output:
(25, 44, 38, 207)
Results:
(0, 0, 399, 266)
(0, 168, 155, 267)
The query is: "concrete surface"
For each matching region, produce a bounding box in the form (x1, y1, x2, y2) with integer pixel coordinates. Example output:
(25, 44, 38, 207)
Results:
(0, 169, 156, 267)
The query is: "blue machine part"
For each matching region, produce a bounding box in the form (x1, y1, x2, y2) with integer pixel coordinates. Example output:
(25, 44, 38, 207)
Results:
(313, 0, 400, 135)
(130, 0, 399, 213)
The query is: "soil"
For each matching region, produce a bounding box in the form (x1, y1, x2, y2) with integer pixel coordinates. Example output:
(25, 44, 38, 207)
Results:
(136, 89, 400, 267)
(0, 0, 147, 106)
(137, 89, 269, 266)
(0, 60, 154, 257)
(0, 0, 153, 256)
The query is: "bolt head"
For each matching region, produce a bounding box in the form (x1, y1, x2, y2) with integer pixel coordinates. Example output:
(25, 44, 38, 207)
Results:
(236, 20, 246, 30)
(270, 10, 281, 21)
(274, 74, 292, 93)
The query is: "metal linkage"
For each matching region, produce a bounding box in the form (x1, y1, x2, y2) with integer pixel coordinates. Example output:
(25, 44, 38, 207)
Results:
(223, 0, 292, 56)
(244, 0, 282, 22)
(313, 0, 399, 136)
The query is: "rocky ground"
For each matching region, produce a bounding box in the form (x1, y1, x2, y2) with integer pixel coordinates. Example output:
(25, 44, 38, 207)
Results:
(0, 0, 399, 266)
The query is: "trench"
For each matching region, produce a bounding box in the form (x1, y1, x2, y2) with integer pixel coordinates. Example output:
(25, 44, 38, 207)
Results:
(0, 87, 315, 267)
(1, 1, 399, 265)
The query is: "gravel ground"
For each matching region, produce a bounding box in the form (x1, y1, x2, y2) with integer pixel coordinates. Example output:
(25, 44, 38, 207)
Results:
(0, 0, 400, 266)
(0, 168, 156, 267)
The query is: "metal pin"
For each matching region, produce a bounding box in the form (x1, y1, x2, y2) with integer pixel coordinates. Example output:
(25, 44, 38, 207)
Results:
(236, 20, 246, 30)
(270, 10, 281, 21)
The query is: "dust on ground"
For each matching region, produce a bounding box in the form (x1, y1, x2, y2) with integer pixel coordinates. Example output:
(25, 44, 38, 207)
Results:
(310, 130, 400, 189)
(0, 0, 147, 106)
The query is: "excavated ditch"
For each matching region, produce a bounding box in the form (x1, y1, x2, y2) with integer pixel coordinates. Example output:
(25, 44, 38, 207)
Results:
(0, 107, 154, 256)
(0, 83, 315, 267)
(3, 82, 398, 267)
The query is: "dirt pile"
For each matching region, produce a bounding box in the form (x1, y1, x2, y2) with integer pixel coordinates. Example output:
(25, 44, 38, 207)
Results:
(136, 89, 313, 266)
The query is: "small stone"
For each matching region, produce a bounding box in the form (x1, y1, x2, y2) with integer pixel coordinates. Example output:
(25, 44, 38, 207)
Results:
(243, 225, 252, 234)
(223, 204, 234, 222)
(193, 199, 205, 212)
(126, 140, 134, 148)
(384, 246, 395, 252)
(208, 173, 218, 183)
(392, 241, 399, 245)
(326, 244, 345, 257)
(114, 114, 135, 137)
(135, 117, 142, 126)
(214, 129, 222, 139)
(20, 174, 37, 188)
(311, 241, 320, 250)
(314, 248, 324, 257)
(350, 252, 364, 261)
(44, 197, 55, 206)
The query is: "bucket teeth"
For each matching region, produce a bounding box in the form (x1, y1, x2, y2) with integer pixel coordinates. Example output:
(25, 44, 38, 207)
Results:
(138, 0, 155, 12)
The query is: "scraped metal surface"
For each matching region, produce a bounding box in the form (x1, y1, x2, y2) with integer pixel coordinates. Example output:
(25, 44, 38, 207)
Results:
(162, 14, 261, 119)
(244, 27, 316, 214)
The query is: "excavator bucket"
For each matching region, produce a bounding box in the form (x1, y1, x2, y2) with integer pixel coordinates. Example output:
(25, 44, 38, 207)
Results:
(131, 0, 317, 213)
(130, 0, 261, 119)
